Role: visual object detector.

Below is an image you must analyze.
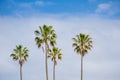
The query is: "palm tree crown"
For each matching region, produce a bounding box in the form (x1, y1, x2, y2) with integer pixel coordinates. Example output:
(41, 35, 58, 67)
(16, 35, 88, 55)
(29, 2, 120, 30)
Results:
(35, 25, 57, 48)
(72, 33, 92, 56)
(10, 45, 29, 66)
(49, 47, 62, 65)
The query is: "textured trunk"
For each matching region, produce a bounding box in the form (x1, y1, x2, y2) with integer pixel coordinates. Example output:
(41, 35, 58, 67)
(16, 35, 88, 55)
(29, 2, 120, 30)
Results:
(20, 64, 22, 80)
(81, 55, 83, 80)
(45, 42, 49, 80)
(53, 60, 55, 80)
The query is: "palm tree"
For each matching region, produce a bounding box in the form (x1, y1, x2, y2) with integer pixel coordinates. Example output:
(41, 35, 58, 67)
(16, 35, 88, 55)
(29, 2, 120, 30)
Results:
(34, 25, 57, 80)
(49, 47, 62, 80)
(10, 45, 29, 80)
(72, 33, 93, 80)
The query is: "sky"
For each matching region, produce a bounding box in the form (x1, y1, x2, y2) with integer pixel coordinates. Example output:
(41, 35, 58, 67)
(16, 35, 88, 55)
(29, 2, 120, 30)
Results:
(0, 0, 120, 80)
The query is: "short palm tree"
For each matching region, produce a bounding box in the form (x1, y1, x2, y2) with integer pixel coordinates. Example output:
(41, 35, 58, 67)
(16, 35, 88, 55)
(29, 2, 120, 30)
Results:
(49, 47, 62, 80)
(72, 33, 93, 80)
(10, 45, 29, 80)
(34, 25, 57, 80)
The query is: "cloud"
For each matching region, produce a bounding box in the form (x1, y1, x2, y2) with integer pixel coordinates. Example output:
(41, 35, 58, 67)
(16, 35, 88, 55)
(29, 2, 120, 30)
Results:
(13, 1, 55, 17)
(18, 1, 54, 8)
(35, 1, 44, 6)
(95, 2, 120, 16)
(34, 1, 54, 6)
(96, 3, 111, 11)
(0, 14, 120, 80)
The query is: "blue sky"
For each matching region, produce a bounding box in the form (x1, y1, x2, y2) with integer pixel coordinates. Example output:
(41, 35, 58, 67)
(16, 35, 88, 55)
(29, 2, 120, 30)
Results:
(0, 0, 120, 18)
(0, 0, 120, 80)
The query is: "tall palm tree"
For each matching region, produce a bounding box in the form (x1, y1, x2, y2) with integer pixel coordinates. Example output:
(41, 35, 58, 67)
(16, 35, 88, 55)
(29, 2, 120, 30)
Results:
(49, 47, 62, 80)
(34, 25, 57, 80)
(10, 45, 29, 80)
(72, 33, 93, 80)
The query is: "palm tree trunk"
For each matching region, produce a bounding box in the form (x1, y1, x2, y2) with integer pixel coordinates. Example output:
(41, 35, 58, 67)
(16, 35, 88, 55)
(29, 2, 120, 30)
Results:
(20, 64, 22, 80)
(45, 42, 49, 80)
(53, 61, 55, 80)
(81, 55, 83, 80)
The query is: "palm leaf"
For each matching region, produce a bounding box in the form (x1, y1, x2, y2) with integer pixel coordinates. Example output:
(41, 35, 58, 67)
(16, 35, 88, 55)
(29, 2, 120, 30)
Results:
(10, 45, 29, 64)
(72, 33, 93, 56)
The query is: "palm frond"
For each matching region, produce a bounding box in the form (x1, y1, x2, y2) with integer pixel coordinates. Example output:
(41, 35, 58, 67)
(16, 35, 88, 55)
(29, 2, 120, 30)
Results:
(72, 33, 93, 56)
(10, 45, 29, 63)
(13, 56, 19, 60)
(35, 37, 43, 48)
(34, 30, 40, 35)
(39, 26, 43, 34)
(72, 38, 78, 42)
(58, 53, 62, 60)
(72, 43, 78, 47)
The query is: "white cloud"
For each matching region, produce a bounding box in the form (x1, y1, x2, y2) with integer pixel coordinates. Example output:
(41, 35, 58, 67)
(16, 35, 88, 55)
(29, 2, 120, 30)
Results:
(34, 1, 54, 6)
(97, 3, 111, 11)
(96, 2, 120, 15)
(0, 14, 120, 80)
(96, 2, 112, 14)
(8, 1, 54, 10)
(35, 1, 44, 6)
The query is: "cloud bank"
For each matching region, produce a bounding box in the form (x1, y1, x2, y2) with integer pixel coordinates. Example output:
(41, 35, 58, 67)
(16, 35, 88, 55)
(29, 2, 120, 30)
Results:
(96, 1, 120, 16)
(0, 14, 120, 80)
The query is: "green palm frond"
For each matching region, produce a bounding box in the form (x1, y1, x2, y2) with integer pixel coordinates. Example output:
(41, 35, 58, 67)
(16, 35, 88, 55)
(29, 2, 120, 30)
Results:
(72, 33, 93, 56)
(52, 34, 57, 41)
(58, 53, 62, 60)
(49, 47, 62, 65)
(35, 37, 43, 48)
(10, 45, 29, 64)
(72, 43, 78, 47)
(34, 30, 40, 35)
(13, 49, 18, 53)
(10, 53, 19, 60)
(39, 26, 43, 34)
(24, 53, 29, 61)
(34, 25, 57, 51)
(72, 38, 78, 42)
(13, 56, 19, 60)
(50, 40, 56, 47)
(10, 53, 16, 57)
